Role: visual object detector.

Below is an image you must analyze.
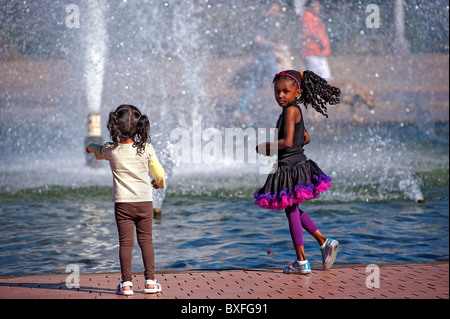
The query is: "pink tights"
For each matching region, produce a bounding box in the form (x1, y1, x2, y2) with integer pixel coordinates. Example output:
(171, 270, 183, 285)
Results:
(285, 205, 318, 248)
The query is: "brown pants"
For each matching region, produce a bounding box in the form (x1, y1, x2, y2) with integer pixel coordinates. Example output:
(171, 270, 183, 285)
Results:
(114, 202, 154, 282)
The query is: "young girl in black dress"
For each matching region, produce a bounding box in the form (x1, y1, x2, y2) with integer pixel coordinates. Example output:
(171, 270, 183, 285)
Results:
(255, 70, 340, 274)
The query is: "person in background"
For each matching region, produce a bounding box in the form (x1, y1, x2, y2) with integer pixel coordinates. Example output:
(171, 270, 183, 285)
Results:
(235, 2, 282, 121)
(300, 0, 333, 81)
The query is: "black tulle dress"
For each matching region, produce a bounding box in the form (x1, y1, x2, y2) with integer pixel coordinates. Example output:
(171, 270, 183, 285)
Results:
(254, 105, 332, 210)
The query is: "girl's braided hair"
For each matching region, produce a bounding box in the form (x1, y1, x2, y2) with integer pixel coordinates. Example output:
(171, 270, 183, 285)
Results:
(273, 70, 340, 118)
(107, 104, 150, 155)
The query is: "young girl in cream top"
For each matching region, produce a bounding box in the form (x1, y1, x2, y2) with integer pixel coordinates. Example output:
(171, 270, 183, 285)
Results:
(86, 104, 165, 295)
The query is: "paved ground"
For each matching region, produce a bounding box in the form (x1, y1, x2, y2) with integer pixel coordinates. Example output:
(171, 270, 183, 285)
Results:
(1, 262, 448, 300)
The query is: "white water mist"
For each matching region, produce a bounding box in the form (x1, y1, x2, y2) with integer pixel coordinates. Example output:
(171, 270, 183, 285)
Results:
(83, 0, 108, 115)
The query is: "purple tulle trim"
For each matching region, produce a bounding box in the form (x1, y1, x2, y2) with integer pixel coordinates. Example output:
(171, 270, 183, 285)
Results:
(254, 175, 332, 210)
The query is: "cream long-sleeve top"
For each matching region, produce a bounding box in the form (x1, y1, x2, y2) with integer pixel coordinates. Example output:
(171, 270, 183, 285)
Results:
(86, 142, 165, 203)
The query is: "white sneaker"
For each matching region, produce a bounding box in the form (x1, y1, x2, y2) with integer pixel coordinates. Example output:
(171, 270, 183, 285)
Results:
(320, 238, 339, 270)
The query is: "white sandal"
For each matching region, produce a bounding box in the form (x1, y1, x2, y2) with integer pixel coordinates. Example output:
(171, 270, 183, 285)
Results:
(144, 279, 162, 294)
(116, 281, 133, 295)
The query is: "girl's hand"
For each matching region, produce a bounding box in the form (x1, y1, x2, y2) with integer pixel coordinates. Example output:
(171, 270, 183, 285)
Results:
(256, 142, 271, 156)
(151, 180, 160, 189)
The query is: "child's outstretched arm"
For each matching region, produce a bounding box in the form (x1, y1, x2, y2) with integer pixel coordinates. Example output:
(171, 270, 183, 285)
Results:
(86, 143, 105, 160)
(86, 142, 115, 160)
(149, 154, 166, 189)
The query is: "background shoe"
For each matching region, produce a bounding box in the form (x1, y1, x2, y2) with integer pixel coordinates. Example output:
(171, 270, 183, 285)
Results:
(283, 260, 311, 275)
(321, 238, 339, 270)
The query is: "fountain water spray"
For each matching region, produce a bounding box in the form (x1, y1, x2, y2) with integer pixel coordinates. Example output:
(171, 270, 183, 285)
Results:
(83, 0, 108, 167)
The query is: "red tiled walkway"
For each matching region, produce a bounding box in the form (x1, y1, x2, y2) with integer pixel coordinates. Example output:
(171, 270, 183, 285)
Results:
(0, 262, 448, 299)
